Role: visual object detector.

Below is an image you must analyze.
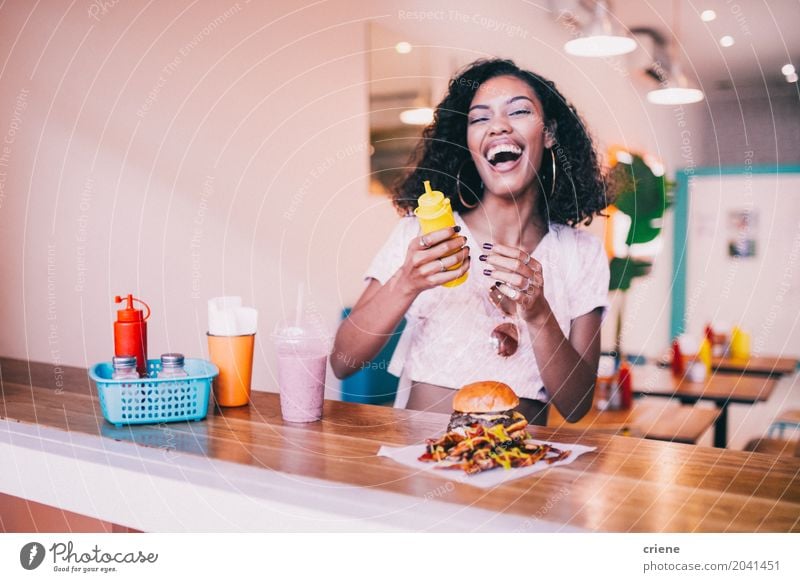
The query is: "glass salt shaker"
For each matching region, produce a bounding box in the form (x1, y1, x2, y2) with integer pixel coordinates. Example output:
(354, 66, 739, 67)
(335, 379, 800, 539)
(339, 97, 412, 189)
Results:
(158, 353, 189, 378)
(111, 355, 140, 380)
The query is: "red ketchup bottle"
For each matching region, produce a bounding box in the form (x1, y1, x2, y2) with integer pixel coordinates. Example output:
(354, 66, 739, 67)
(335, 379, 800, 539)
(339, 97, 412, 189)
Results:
(113, 294, 151, 377)
(671, 339, 684, 378)
(618, 361, 633, 410)
(704, 324, 715, 346)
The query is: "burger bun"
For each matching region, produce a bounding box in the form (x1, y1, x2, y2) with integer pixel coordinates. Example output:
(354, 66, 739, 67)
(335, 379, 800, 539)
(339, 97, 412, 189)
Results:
(452, 381, 520, 413)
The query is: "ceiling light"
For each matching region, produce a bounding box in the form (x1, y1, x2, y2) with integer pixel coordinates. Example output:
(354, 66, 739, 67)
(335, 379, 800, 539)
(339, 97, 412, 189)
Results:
(787, 72, 799, 83)
(395, 41, 412, 54)
(565, 36, 637, 57)
(719, 35, 735, 47)
(400, 107, 434, 125)
(781, 63, 795, 76)
(647, 1, 705, 105)
(647, 87, 705, 105)
(563, 0, 636, 57)
(700, 10, 716, 22)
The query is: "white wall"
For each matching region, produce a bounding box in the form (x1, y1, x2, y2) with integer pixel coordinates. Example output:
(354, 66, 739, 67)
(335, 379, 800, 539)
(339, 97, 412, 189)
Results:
(686, 172, 800, 358)
(0, 0, 704, 390)
(0, 0, 393, 393)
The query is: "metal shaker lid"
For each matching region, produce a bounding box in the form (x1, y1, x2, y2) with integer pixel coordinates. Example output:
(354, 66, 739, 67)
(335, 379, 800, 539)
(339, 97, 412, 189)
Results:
(112, 355, 137, 369)
(160, 353, 185, 367)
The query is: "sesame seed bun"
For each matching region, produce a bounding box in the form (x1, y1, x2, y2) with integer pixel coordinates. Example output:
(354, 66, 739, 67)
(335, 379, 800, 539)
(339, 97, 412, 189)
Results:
(452, 381, 520, 413)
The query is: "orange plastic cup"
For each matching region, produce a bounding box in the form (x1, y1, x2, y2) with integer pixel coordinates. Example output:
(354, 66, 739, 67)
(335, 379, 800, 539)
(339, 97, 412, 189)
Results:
(207, 333, 255, 407)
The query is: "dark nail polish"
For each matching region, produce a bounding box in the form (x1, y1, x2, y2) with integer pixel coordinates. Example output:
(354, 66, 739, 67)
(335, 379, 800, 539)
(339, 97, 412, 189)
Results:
(482, 243, 493, 250)
(453, 225, 461, 233)
(483, 269, 492, 276)
(479, 254, 487, 261)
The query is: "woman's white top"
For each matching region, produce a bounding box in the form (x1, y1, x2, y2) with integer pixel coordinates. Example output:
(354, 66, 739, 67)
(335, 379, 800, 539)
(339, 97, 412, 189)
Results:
(364, 213, 610, 404)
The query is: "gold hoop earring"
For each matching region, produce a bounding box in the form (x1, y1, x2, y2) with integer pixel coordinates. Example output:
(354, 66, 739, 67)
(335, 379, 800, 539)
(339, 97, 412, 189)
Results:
(549, 148, 557, 198)
(456, 161, 479, 209)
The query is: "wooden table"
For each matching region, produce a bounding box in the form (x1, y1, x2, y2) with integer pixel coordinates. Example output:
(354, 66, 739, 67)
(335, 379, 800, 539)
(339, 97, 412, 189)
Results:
(633, 366, 778, 448)
(711, 355, 798, 378)
(659, 354, 797, 378)
(1, 358, 799, 532)
(548, 399, 719, 444)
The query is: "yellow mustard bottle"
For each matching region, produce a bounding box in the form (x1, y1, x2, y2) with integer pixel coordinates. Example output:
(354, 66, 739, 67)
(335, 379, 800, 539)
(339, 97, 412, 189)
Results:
(730, 326, 751, 360)
(414, 180, 468, 288)
(698, 337, 713, 377)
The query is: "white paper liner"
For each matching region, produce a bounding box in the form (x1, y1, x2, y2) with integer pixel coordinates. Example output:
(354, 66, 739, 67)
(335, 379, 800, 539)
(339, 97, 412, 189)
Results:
(377, 439, 596, 489)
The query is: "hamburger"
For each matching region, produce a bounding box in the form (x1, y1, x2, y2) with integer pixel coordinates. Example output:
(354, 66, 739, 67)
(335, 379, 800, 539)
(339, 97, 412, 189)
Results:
(419, 381, 569, 474)
(447, 380, 527, 433)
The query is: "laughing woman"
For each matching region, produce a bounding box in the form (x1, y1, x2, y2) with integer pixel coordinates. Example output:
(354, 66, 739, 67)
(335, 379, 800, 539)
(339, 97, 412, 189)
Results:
(332, 59, 610, 425)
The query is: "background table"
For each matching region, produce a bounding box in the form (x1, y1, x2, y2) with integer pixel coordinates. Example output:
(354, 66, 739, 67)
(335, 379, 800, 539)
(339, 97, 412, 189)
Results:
(633, 365, 777, 448)
(659, 354, 797, 378)
(548, 399, 719, 444)
(711, 355, 798, 378)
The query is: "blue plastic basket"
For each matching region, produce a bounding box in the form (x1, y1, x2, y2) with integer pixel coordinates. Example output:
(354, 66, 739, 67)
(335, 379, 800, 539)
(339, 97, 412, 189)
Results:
(89, 358, 218, 427)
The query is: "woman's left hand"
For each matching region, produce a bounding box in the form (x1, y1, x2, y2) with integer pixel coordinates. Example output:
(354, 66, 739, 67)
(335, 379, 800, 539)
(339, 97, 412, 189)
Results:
(480, 243, 550, 324)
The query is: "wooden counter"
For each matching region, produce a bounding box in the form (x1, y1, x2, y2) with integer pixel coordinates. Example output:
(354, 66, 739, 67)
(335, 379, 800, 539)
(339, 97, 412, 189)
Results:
(1, 358, 799, 532)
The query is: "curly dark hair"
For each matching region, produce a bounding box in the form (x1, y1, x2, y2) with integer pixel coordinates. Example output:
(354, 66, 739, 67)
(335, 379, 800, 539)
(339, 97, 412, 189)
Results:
(394, 59, 609, 226)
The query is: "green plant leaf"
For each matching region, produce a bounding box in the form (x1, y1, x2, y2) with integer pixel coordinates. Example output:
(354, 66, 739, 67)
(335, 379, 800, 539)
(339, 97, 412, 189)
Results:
(610, 155, 669, 246)
(609, 257, 652, 291)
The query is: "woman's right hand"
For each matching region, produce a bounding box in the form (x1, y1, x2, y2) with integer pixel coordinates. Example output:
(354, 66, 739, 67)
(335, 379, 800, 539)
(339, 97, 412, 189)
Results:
(395, 226, 470, 295)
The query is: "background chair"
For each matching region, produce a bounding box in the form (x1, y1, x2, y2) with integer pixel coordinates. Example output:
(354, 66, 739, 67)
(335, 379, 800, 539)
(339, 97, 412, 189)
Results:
(339, 308, 405, 405)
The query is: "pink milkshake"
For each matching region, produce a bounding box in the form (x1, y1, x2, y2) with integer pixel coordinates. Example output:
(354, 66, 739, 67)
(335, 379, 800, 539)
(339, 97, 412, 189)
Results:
(273, 324, 330, 423)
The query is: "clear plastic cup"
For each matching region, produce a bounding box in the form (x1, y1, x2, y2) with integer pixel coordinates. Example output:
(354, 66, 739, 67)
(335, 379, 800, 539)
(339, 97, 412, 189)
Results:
(272, 323, 331, 423)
